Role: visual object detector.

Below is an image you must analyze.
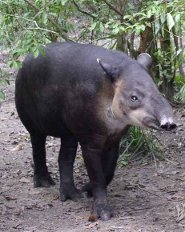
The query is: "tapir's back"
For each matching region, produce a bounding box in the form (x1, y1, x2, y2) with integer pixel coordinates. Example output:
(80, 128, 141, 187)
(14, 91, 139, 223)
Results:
(16, 42, 130, 99)
(23, 42, 129, 83)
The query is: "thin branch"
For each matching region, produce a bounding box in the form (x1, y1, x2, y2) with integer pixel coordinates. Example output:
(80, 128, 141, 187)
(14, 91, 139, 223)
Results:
(0, 11, 38, 23)
(24, 0, 39, 11)
(0, 0, 9, 5)
(73, 0, 96, 19)
(23, 0, 71, 41)
(102, 0, 122, 16)
(25, 27, 58, 34)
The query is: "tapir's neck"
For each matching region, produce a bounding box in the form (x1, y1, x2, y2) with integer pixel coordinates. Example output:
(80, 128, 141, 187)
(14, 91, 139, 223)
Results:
(105, 106, 128, 135)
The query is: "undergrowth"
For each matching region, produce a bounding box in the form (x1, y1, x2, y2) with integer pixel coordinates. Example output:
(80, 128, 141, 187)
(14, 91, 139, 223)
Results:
(0, 68, 10, 102)
(175, 83, 185, 103)
(118, 127, 163, 167)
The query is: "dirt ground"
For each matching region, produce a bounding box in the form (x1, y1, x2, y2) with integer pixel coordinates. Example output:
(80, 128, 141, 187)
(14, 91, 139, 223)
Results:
(0, 77, 185, 232)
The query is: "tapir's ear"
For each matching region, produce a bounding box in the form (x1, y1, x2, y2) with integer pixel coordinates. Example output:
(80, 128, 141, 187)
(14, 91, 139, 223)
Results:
(97, 58, 120, 82)
(137, 53, 152, 70)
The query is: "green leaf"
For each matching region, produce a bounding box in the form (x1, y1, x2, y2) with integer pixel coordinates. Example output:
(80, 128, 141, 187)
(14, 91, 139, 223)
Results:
(7, 60, 21, 69)
(175, 13, 181, 23)
(167, 13, 175, 30)
(157, 80, 163, 87)
(61, 0, 69, 6)
(0, 91, 5, 101)
(147, 9, 152, 18)
(33, 49, 40, 58)
(123, 15, 132, 20)
(99, 22, 104, 33)
(42, 12, 48, 24)
(89, 21, 97, 31)
(112, 27, 120, 35)
(39, 47, 46, 57)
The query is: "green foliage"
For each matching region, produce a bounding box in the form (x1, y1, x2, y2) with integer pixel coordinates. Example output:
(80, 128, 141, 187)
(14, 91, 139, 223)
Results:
(0, 1, 184, 99)
(150, 1, 185, 99)
(0, 90, 5, 101)
(0, 68, 9, 101)
(174, 74, 185, 102)
(118, 127, 162, 166)
(0, 0, 75, 68)
(0, 1, 184, 67)
(175, 84, 185, 103)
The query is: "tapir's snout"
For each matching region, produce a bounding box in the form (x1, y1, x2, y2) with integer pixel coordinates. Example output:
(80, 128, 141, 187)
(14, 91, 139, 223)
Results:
(160, 122, 177, 131)
(141, 93, 177, 131)
(137, 103, 176, 131)
(142, 115, 176, 131)
(160, 118, 177, 131)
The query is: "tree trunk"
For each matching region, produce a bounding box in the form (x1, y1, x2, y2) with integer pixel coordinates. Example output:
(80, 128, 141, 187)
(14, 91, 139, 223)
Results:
(116, 33, 128, 53)
(159, 23, 175, 100)
(139, 25, 153, 54)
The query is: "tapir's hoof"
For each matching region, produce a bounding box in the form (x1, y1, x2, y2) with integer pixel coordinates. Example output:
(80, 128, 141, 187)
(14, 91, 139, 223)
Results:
(88, 203, 113, 221)
(60, 185, 83, 202)
(33, 173, 55, 187)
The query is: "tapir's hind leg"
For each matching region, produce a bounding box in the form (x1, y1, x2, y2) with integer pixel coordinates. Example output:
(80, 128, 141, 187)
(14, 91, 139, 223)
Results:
(58, 136, 82, 201)
(31, 134, 55, 187)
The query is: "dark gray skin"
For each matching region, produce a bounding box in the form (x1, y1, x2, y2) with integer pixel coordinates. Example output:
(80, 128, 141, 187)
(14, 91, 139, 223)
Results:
(15, 42, 176, 221)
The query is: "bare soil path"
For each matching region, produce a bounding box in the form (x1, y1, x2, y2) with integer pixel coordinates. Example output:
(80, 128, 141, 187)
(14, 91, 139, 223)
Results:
(0, 79, 185, 232)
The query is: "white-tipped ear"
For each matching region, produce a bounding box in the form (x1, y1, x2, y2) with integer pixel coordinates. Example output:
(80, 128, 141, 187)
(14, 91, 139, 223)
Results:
(97, 58, 120, 82)
(137, 53, 152, 70)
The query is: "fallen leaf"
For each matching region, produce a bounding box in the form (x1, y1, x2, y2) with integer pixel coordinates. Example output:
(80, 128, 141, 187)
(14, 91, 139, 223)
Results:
(19, 177, 30, 183)
(11, 144, 23, 152)
(86, 222, 99, 229)
(176, 203, 185, 222)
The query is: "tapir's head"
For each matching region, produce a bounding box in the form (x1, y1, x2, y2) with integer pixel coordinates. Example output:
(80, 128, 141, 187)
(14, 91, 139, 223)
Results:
(97, 54, 176, 131)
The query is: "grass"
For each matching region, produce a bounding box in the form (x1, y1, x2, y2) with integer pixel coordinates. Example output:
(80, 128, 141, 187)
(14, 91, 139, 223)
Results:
(175, 83, 185, 103)
(118, 126, 163, 167)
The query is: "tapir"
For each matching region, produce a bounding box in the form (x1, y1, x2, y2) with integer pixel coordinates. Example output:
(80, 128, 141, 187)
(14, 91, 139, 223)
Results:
(15, 42, 176, 221)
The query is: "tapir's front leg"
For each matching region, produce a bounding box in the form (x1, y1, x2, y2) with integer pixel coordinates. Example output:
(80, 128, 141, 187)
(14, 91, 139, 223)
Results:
(81, 140, 113, 221)
(82, 138, 121, 197)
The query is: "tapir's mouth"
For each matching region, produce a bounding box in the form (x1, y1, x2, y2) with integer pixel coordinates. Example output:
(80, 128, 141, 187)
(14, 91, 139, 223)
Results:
(143, 118, 161, 130)
(142, 117, 176, 131)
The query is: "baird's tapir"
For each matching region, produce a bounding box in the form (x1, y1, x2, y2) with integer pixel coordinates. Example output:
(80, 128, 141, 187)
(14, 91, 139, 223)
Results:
(15, 42, 176, 221)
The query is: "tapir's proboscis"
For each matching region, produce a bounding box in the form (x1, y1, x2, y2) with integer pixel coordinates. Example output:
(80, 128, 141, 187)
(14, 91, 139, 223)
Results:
(15, 42, 176, 221)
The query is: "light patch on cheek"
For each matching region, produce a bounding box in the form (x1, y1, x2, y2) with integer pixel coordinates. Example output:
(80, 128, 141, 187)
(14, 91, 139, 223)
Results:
(111, 80, 125, 120)
(128, 109, 148, 127)
(111, 96, 123, 119)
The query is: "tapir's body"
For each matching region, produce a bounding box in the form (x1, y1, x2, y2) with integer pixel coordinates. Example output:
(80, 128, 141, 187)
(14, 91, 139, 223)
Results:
(15, 42, 176, 221)
(16, 43, 127, 138)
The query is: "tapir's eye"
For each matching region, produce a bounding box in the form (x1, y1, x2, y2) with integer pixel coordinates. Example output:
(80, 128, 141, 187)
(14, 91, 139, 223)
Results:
(131, 96, 138, 101)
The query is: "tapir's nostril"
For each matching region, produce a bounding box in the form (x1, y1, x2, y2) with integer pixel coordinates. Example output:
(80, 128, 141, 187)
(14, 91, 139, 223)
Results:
(160, 122, 177, 131)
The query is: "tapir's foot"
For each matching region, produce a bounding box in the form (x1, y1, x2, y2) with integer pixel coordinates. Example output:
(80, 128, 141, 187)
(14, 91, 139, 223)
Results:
(82, 182, 93, 197)
(89, 202, 113, 221)
(33, 172, 55, 187)
(60, 183, 83, 202)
